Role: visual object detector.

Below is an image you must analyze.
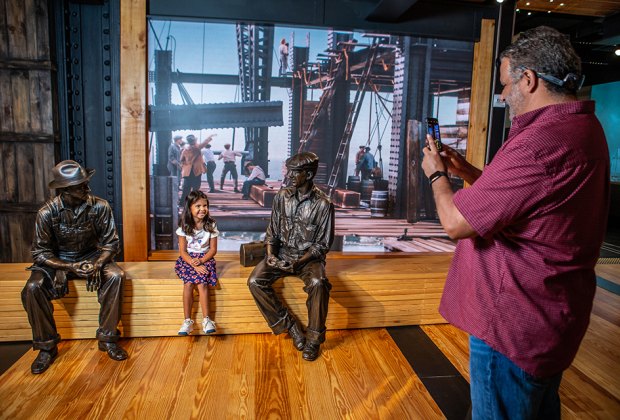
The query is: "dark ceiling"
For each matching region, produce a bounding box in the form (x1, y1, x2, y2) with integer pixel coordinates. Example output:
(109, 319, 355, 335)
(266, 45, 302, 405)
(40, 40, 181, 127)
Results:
(365, 0, 620, 85)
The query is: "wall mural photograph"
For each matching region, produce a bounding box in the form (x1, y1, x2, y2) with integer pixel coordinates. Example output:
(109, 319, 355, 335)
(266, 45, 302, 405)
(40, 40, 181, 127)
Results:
(147, 19, 474, 253)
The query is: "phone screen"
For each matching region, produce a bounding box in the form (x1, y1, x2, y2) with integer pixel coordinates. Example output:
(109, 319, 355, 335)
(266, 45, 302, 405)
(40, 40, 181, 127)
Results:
(426, 117, 443, 152)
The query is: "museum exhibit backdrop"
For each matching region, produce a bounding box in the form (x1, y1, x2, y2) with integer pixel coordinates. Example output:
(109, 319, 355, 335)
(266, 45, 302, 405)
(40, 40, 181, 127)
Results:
(147, 19, 473, 252)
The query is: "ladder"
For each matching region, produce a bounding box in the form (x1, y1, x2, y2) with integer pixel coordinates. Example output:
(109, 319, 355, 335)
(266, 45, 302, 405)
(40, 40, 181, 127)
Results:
(326, 38, 381, 194)
(296, 58, 344, 153)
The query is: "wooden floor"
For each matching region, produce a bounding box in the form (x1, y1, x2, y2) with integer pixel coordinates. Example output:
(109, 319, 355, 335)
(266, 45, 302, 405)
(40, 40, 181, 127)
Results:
(1, 265, 618, 419)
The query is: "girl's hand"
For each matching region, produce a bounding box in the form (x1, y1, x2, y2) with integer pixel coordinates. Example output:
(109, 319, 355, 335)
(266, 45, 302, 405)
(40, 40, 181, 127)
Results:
(190, 258, 202, 266)
(194, 265, 207, 274)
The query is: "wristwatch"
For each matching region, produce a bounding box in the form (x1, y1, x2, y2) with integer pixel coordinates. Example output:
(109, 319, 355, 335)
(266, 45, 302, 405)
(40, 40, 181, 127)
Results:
(428, 171, 448, 186)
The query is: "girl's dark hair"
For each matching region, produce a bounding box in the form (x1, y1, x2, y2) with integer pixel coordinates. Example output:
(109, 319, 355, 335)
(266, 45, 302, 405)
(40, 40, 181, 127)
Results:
(179, 190, 216, 235)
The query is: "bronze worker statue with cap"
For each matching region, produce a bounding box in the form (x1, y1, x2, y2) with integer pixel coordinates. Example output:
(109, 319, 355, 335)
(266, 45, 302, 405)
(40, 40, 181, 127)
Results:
(248, 152, 335, 361)
(21, 160, 128, 374)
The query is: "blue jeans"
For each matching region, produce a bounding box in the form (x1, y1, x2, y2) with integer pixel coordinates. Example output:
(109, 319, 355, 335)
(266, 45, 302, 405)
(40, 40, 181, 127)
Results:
(469, 336, 562, 420)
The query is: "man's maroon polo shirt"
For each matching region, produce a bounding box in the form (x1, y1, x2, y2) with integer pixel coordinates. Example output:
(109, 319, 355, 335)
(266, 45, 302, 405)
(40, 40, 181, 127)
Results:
(440, 101, 610, 378)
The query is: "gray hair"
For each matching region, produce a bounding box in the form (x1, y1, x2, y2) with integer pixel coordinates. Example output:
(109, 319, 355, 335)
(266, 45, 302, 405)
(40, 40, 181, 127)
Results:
(499, 26, 582, 94)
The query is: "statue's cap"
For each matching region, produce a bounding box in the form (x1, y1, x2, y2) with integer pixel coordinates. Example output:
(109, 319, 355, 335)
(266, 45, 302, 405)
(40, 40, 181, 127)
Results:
(285, 152, 319, 171)
(48, 160, 95, 189)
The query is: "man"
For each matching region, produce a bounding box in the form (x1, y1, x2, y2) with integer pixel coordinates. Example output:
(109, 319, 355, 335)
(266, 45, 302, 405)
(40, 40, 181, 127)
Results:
(201, 143, 217, 193)
(279, 38, 289, 76)
(218, 143, 242, 192)
(241, 161, 266, 199)
(354, 145, 365, 177)
(180, 133, 214, 204)
(248, 152, 335, 361)
(359, 147, 376, 180)
(421, 26, 609, 418)
(167, 135, 184, 191)
(22, 160, 128, 374)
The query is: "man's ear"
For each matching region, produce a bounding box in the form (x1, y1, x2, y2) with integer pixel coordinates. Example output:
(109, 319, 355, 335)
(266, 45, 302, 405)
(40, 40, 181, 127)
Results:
(523, 69, 539, 93)
(306, 170, 315, 180)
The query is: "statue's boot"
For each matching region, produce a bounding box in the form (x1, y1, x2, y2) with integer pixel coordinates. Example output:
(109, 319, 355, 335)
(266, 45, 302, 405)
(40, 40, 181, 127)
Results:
(288, 321, 306, 351)
(98, 342, 128, 361)
(31, 347, 58, 374)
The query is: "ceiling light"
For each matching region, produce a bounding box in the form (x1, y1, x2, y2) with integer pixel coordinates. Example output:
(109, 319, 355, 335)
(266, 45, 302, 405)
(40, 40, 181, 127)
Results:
(526, 2, 530, 5)
(560, 3, 565, 5)
(527, 12, 532, 16)
(496, 0, 504, 3)
(615, 47, 620, 57)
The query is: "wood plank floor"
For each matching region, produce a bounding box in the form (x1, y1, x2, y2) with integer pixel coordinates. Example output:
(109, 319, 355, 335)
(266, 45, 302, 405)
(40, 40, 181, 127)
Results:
(1, 265, 618, 419)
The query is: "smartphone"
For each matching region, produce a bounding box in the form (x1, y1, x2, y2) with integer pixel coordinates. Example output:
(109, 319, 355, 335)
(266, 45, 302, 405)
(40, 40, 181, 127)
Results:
(426, 117, 443, 152)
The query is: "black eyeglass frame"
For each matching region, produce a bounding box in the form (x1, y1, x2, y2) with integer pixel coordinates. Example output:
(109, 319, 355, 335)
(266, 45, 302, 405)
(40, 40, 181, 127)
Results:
(515, 65, 585, 91)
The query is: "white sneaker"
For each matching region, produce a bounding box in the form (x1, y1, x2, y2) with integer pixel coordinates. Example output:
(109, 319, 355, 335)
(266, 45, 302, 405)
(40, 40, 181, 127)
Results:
(178, 319, 194, 336)
(202, 317, 216, 334)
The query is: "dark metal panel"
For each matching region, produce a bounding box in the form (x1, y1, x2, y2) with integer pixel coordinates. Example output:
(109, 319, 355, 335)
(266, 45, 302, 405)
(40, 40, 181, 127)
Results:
(53, 0, 123, 256)
(486, 0, 514, 164)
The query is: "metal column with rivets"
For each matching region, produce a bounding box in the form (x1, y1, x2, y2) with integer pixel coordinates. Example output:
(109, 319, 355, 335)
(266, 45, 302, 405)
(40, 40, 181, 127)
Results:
(53, 0, 123, 256)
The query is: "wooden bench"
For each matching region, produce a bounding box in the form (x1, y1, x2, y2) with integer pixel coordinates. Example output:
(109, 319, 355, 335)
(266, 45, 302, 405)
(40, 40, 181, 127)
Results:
(249, 184, 278, 208)
(0, 253, 451, 341)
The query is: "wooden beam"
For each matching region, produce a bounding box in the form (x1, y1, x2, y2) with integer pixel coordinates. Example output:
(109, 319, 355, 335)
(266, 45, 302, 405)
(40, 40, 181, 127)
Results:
(465, 19, 495, 176)
(120, 0, 148, 261)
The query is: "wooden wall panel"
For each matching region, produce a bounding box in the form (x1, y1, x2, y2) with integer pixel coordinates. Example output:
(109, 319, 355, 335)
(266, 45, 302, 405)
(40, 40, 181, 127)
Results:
(120, 0, 148, 261)
(0, 71, 14, 131)
(0, 1, 7, 59)
(0, 0, 56, 262)
(465, 19, 495, 173)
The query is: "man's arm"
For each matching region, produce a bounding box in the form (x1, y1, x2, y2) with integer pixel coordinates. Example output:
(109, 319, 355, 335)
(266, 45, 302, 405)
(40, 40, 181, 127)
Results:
(168, 145, 178, 166)
(428, 177, 476, 239)
(422, 136, 476, 240)
(197, 134, 215, 149)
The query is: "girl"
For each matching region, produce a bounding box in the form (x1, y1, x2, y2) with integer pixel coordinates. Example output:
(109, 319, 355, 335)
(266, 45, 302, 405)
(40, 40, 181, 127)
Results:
(175, 190, 219, 335)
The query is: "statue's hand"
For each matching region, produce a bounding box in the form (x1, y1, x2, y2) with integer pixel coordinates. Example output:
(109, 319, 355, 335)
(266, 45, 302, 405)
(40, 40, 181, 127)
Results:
(278, 260, 295, 273)
(86, 267, 102, 292)
(52, 276, 68, 297)
(70, 261, 95, 278)
(266, 255, 280, 267)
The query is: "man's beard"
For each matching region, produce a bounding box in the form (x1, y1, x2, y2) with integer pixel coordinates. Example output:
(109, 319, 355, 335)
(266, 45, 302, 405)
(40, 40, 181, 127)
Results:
(505, 86, 524, 121)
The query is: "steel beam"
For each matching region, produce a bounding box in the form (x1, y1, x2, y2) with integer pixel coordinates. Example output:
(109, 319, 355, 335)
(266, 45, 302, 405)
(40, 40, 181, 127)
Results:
(148, 102, 283, 132)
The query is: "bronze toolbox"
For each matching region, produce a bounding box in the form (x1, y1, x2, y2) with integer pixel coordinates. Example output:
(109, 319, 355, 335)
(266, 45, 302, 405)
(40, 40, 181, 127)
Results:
(240, 241, 266, 267)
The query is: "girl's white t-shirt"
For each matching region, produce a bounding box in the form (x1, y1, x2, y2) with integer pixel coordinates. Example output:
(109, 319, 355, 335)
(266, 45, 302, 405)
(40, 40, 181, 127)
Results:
(176, 223, 219, 253)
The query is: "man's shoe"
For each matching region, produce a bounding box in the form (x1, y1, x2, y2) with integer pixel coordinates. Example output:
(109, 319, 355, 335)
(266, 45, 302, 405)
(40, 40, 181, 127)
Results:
(234, 188, 241, 193)
(288, 323, 306, 351)
(241, 196, 249, 200)
(302, 341, 321, 361)
(31, 347, 58, 374)
(98, 342, 128, 361)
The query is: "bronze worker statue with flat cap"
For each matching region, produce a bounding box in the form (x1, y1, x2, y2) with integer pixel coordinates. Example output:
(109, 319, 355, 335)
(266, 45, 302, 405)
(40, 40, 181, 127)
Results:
(248, 152, 335, 361)
(21, 160, 127, 374)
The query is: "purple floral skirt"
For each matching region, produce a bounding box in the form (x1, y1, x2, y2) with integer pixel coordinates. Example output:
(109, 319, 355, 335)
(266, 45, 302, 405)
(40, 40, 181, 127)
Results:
(174, 252, 218, 286)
